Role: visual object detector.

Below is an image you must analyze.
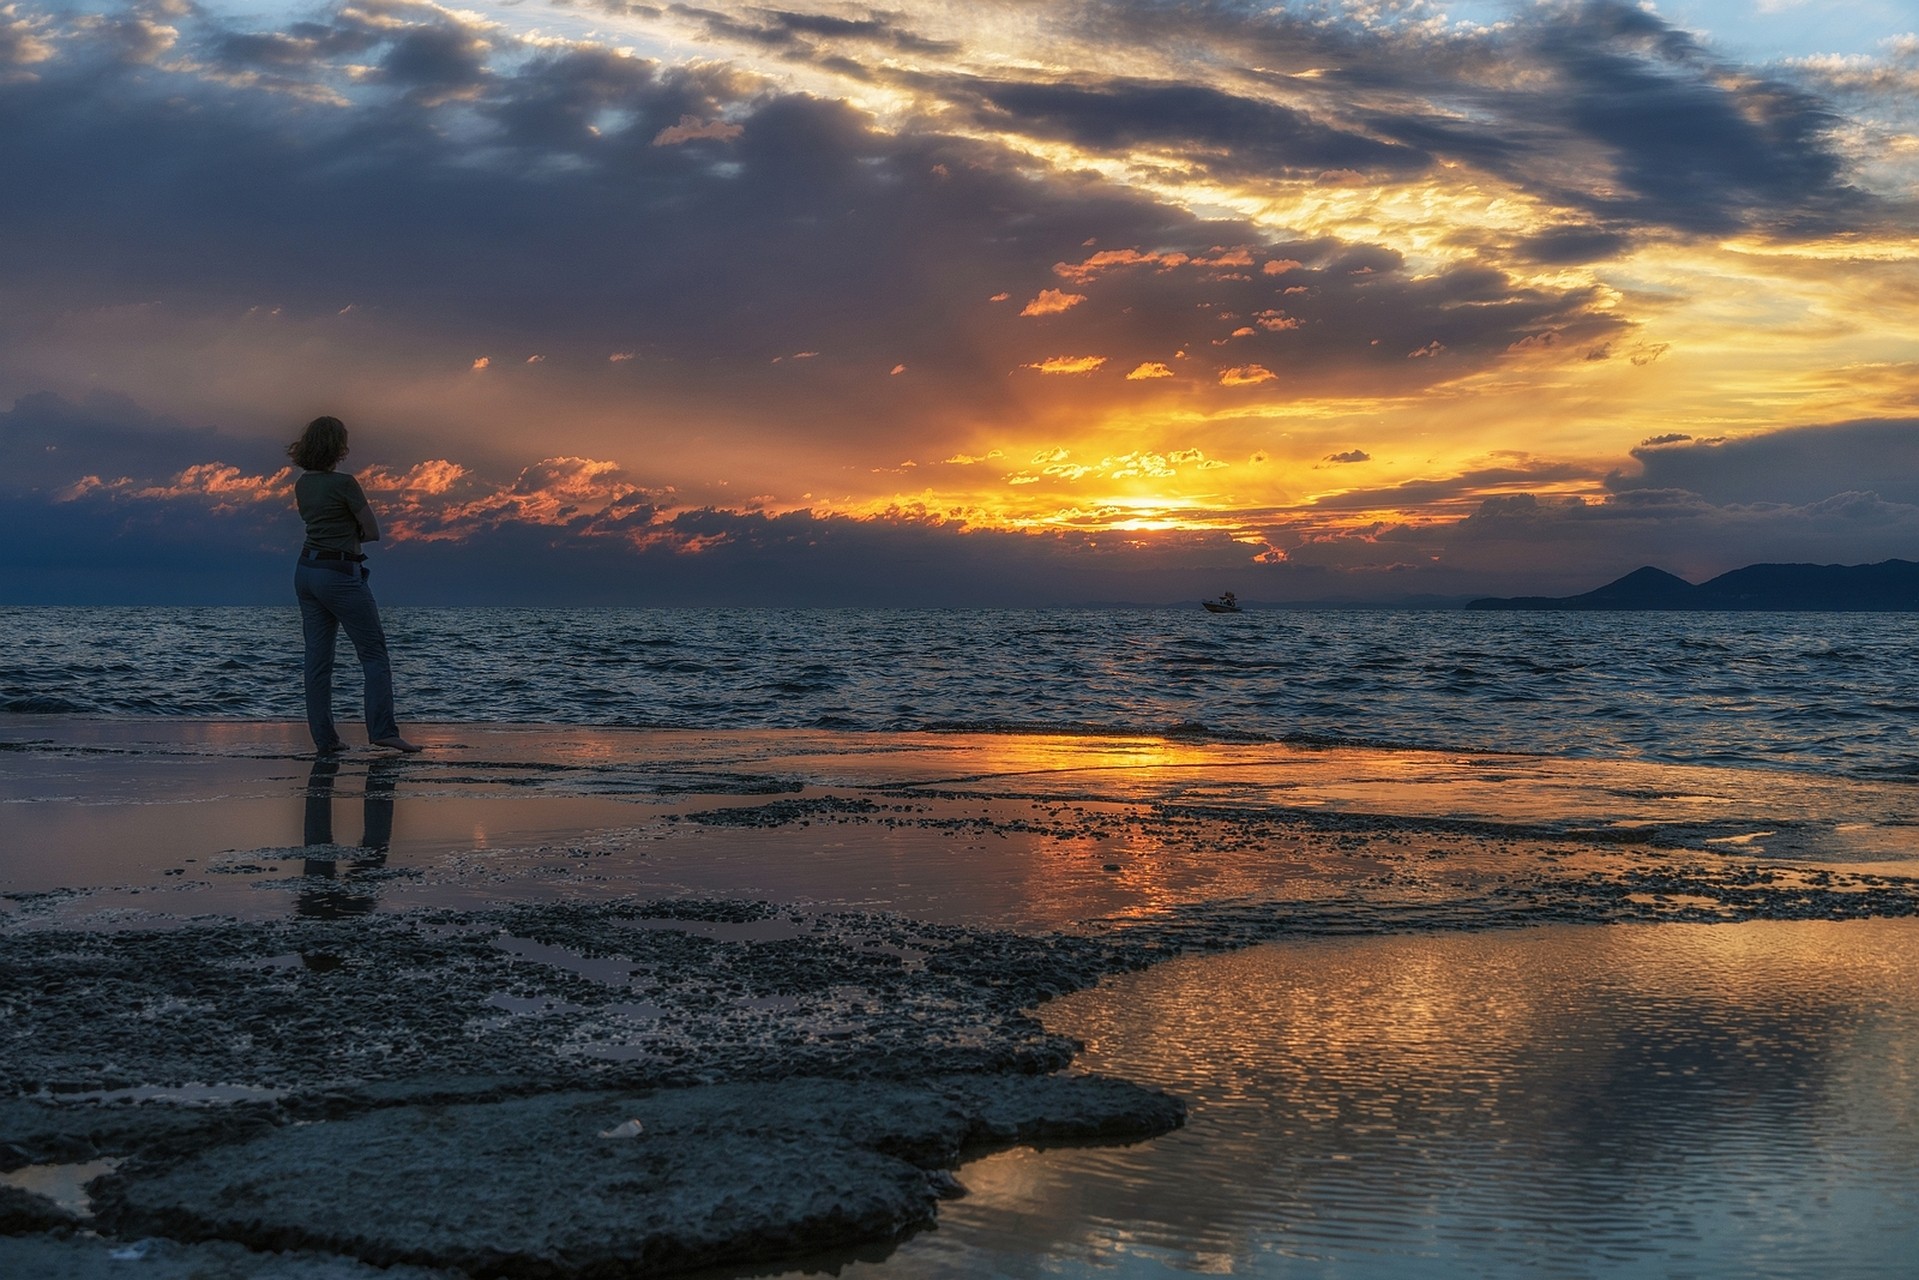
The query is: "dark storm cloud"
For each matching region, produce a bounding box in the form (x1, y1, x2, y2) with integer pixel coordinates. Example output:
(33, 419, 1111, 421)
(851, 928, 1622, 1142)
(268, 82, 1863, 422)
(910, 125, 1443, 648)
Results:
(483, 45, 666, 151)
(375, 18, 493, 102)
(0, 9, 1036, 371)
(213, 24, 380, 72)
(666, 4, 957, 55)
(1512, 224, 1636, 266)
(1528, 13, 1856, 234)
(1611, 420, 1919, 508)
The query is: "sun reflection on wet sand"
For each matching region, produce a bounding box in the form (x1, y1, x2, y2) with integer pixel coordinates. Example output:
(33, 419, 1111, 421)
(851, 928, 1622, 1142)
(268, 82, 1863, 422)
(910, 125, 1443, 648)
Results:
(5, 719, 1918, 932)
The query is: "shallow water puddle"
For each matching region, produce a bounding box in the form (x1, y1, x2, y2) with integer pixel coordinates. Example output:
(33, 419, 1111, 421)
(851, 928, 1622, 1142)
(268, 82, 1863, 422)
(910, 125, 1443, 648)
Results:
(0, 1158, 120, 1218)
(840, 918, 1919, 1279)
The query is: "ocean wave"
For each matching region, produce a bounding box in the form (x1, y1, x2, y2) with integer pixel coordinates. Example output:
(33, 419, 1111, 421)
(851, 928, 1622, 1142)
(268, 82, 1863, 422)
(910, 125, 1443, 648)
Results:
(4, 694, 93, 714)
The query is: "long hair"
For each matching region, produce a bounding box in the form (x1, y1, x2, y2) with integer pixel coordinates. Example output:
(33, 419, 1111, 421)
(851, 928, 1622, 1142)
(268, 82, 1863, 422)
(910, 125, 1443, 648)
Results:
(287, 416, 349, 471)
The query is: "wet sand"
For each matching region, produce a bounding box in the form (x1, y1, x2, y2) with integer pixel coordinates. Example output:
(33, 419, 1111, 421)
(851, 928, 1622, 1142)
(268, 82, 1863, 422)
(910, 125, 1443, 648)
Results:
(3, 718, 1918, 1276)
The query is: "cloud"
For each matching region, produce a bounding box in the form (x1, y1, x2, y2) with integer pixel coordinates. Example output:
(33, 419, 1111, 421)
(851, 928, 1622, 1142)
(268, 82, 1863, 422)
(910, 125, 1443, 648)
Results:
(1611, 419, 1919, 507)
(666, 4, 959, 59)
(1307, 460, 1605, 512)
(947, 75, 1431, 182)
(1514, 223, 1636, 264)
(1020, 288, 1086, 316)
(0, 0, 1909, 605)
(1025, 355, 1107, 374)
(0, 1, 1652, 472)
(1325, 449, 1370, 464)
(1052, 245, 1273, 284)
(10, 391, 1919, 607)
(651, 113, 742, 145)
(0, 4, 56, 71)
(1219, 365, 1275, 386)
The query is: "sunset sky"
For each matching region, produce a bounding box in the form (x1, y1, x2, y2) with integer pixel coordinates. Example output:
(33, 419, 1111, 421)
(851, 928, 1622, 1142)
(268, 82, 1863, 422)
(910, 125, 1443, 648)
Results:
(2, 0, 1915, 605)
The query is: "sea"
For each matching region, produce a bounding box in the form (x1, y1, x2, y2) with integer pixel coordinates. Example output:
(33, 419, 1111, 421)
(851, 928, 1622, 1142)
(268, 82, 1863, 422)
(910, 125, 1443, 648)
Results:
(3, 605, 1916, 779)
(8, 605, 1919, 1277)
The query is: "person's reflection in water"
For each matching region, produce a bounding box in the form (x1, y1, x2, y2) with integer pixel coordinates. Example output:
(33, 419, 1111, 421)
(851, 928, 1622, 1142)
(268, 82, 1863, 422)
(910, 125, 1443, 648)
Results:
(299, 756, 400, 919)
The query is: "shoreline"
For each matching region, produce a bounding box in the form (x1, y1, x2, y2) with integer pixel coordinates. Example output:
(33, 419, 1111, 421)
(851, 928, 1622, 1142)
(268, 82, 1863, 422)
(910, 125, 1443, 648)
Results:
(4, 719, 1919, 1275)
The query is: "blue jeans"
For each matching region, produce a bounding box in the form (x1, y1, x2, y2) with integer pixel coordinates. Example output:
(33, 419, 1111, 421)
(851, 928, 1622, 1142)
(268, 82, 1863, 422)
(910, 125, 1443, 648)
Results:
(295, 556, 399, 746)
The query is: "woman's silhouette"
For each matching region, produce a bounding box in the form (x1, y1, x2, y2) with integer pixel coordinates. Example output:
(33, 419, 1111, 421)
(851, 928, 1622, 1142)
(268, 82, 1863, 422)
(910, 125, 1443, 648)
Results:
(288, 415, 421, 754)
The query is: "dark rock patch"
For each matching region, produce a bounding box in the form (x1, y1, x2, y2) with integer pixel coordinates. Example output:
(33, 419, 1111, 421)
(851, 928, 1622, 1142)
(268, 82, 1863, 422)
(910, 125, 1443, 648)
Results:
(97, 1077, 1179, 1277)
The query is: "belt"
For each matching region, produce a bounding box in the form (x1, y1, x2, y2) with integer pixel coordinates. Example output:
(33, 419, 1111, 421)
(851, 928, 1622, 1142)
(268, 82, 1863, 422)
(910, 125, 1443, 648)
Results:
(301, 548, 367, 562)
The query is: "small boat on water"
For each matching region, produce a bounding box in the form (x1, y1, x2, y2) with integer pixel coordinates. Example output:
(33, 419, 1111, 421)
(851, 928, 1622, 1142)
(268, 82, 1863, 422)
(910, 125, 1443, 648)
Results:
(1202, 591, 1241, 613)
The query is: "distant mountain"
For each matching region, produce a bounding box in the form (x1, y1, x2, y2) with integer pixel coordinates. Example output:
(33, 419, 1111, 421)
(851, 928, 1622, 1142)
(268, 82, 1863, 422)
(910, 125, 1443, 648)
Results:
(1466, 559, 1919, 611)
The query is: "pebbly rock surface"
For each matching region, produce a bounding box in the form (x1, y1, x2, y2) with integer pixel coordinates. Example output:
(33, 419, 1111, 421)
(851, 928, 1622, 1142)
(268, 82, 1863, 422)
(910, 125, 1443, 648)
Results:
(6, 859, 1919, 1277)
(0, 898, 1185, 1277)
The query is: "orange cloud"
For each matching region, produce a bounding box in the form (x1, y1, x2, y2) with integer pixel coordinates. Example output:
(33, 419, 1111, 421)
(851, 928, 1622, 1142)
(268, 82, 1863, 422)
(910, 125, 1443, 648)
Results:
(1025, 355, 1107, 374)
(361, 459, 468, 496)
(1126, 362, 1175, 379)
(471, 357, 490, 371)
(56, 475, 128, 502)
(1219, 364, 1276, 386)
(1053, 245, 1264, 285)
(1053, 248, 1173, 282)
(1020, 288, 1087, 316)
(1199, 247, 1255, 269)
(132, 463, 294, 513)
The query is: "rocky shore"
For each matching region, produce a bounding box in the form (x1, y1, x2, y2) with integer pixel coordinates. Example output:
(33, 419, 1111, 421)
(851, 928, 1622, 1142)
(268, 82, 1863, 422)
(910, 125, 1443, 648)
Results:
(5, 722, 1918, 1275)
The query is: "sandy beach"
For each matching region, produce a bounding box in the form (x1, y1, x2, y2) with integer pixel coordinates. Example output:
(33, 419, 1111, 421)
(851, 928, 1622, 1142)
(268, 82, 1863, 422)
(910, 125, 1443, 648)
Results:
(4, 719, 1918, 1276)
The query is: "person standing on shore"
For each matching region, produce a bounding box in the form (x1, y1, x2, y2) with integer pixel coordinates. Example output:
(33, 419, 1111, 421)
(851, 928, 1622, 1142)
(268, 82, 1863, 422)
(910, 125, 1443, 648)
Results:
(288, 415, 421, 754)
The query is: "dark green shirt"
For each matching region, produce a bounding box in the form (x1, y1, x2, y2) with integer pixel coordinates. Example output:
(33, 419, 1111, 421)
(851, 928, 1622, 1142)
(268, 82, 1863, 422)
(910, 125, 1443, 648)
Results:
(295, 470, 380, 554)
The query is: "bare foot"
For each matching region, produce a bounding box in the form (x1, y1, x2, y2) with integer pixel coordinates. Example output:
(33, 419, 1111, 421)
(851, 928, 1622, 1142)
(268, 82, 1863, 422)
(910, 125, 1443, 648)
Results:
(371, 736, 423, 753)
